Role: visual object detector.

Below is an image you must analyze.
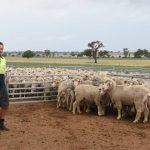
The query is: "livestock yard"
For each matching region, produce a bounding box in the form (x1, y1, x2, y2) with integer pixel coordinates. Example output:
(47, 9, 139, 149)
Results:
(1, 58, 150, 150)
(0, 102, 150, 150)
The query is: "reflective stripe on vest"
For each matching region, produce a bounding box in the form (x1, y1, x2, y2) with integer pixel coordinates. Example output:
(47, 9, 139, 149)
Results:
(0, 57, 6, 74)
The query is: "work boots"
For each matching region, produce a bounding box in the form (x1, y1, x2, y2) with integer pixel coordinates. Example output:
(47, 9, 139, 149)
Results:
(0, 119, 10, 131)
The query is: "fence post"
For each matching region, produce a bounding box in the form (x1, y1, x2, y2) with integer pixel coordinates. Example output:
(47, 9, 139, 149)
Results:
(5, 71, 10, 93)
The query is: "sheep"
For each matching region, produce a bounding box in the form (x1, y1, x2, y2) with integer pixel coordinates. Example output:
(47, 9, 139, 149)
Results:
(112, 77, 124, 85)
(72, 84, 105, 116)
(57, 80, 75, 110)
(56, 88, 75, 110)
(101, 79, 150, 123)
(137, 78, 145, 85)
(78, 80, 93, 85)
(124, 78, 145, 86)
(78, 77, 103, 87)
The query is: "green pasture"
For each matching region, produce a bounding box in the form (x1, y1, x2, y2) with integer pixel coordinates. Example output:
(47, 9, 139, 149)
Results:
(6, 57, 150, 72)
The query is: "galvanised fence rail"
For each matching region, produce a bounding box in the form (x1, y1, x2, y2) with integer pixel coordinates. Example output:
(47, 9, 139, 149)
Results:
(6, 73, 80, 102)
(5, 67, 150, 103)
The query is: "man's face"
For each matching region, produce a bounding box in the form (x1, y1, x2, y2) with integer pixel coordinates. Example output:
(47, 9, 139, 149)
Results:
(0, 44, 4, 56)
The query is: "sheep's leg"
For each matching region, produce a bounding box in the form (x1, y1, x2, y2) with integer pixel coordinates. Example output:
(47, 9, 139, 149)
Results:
(73, 101, 77, 114)
(85, 103, 91, 113)
(57, 100, 60, 108)
(143, 108, 149, 123)
(77, 105, 81, 114)
(95, 101, 103, 116)
(122, 106, 128, 117)
(69, 98, 73, 111)
(69, 97, 74, 111)
(116, 101, 122, 120)
(143, 103, 149, 123)
(98, 105, 103, 116)
(66, 95, 70, 110)
(57, 97, 61, 108)
(133, 110, 142, 123)
(133, 103, 142, 123)
(69, 91, 75, 111)
(101, 106, 105, 115)
(62, 102, 66, 109)
(117, 110, 122, 120)
(57, 93, 61, 108)
(73, 100, 81, 114)
(57, 101, 61, 108)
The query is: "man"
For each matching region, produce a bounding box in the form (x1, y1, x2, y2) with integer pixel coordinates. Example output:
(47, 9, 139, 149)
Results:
(0, 41, 9, 131)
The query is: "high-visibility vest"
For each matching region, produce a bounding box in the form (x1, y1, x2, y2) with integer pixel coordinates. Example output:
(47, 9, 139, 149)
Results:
(0, 57, 6, 74)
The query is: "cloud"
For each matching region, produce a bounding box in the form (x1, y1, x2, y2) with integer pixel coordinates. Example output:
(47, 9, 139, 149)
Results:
(0, 0, 150, 51)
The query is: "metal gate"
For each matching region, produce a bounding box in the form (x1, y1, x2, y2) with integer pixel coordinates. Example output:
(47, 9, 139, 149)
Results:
(6, 73, 80, 103)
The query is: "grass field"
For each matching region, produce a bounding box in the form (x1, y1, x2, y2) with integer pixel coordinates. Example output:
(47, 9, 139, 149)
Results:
(6, 56, 150, 67)
(5, 56, 150, 73)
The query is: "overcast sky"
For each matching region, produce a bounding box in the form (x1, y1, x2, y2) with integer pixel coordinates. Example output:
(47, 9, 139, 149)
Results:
(0, 0, 150, 52)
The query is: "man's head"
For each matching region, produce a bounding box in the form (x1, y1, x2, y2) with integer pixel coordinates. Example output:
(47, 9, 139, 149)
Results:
(0, 42, 4, 56)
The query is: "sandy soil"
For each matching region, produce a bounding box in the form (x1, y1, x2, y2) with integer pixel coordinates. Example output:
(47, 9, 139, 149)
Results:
(0, 102, 150, 150)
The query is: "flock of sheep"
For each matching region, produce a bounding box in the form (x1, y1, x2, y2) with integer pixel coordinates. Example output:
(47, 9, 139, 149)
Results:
(6, 67, 150, 123)
(6, 67, 102, 99)
(56, 72, 150, 123)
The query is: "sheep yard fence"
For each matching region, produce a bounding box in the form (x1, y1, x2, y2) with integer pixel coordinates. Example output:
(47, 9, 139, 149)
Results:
(5, 65, 150, 103)
(6, 73, 80, 103)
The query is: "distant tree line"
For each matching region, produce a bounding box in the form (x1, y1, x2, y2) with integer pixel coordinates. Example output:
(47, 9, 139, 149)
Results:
(4, 41, 150, 61)
(134, 49, 150, 58)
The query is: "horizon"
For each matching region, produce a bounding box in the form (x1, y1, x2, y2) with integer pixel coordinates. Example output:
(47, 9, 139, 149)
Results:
(4, 49, 143, 53)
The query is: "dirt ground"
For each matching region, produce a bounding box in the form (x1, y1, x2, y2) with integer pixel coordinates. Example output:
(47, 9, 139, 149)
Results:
(0, 102, 150, 150)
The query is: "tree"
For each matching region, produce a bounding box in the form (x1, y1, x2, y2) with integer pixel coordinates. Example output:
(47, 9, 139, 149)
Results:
(134, 49, 143, 58)
(44, 49, 51, 57)
(123, 48, 129, 58)
(88, 41, 104, 63)
(83, 49, 93, 58)
(77, 52, 83, 57)
(143, 49, 150, 58)
(134, 49, 150, 58)
(99, 50, 109, 58)
(22, 50, 35, 59)
(70, 52, 76, 56)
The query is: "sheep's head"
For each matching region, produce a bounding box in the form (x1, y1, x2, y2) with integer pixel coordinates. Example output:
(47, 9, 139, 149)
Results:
(124, 79, 130, 85)
(103, 80, 114, 92)
(98, 84, 107, 96)
(57, 91, 67, 108)
(137, 79, 144, 85)
(60, 91, 66, 98)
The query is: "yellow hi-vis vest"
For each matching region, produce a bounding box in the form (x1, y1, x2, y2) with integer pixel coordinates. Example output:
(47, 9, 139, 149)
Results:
(0, 57, 6, 74)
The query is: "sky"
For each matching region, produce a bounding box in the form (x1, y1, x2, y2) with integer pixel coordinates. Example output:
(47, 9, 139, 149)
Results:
(0, 0, 150, 52)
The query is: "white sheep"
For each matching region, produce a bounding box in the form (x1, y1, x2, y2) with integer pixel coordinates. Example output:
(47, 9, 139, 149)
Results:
(73, 84, 104, 116)
(102, 80, 150, 123)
